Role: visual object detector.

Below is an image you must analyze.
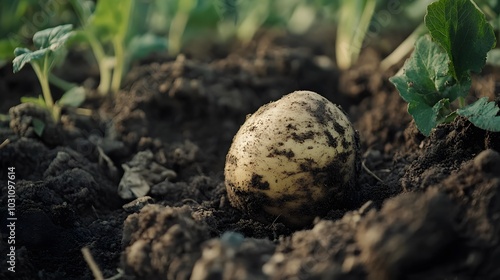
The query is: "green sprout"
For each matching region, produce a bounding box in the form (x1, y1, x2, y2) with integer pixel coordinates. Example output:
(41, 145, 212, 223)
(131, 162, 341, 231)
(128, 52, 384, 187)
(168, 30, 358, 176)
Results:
(12, 24, 85, 121)
(69, 0, 167, 96)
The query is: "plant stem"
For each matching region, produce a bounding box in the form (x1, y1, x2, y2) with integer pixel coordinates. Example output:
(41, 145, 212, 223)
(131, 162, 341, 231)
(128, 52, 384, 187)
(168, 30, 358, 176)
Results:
(110, 38, 125, 94)
(31, 62, 54, 110)
(236, 1, 269, 44)
(87, 33, 112, 96)
(32, 62, 61, 121)
(381, 23, 427, 71)
(336, 0, 376, 70)
(168, 14, 189, 55)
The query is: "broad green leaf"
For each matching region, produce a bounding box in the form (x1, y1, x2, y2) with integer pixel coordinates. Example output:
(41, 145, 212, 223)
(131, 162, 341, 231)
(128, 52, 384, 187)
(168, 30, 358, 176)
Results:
(457, 97, 500, 131)
(390, 76, 430, 136)
(127, 33, 168, 61)
(403, 35, 466, 104)
(12, 25, 73, 73)
(12, 48, 48, 72)
(20, 95, 47, 108)
(57, 86, 86, 107)
(425, 0, 496, 81)
(389, 36, 470, 135)
(33, 24, 73, 50)
(409, 98, 450, 136)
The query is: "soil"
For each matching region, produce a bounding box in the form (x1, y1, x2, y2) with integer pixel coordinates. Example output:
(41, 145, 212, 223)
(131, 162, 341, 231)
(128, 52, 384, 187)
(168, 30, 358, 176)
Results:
(1, 30, 500, 280)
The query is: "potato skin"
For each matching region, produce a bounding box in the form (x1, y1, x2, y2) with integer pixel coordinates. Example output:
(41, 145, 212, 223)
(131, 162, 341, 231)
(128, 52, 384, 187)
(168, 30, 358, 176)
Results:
(225, 90, 360, 227)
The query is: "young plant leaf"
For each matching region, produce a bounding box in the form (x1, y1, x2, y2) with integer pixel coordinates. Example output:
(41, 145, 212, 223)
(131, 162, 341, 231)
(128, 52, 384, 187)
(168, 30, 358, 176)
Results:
(12, 48, 47, 72)
(457, 97, 500, 131)
(12, 25, 73, 73)
(410, 98, 451, 136)
(389, 35, 470, 136)
(425, 0, 496, 81)
(403, 36, 470, 104)
(57, 86, 86, 107)
(33, 24, 73, 50)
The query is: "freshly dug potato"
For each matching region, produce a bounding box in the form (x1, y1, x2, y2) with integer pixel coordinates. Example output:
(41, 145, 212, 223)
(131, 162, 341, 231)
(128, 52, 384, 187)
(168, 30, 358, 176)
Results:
(225, 90, 360, 227)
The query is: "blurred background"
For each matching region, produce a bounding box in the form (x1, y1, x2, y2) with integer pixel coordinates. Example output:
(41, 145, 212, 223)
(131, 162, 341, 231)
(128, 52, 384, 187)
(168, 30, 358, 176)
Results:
(0, 0, 438, 69)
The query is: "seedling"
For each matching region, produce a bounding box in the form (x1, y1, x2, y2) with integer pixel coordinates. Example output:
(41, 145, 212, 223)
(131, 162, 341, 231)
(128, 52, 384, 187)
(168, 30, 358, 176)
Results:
(12, 24, 85, 122)
(225, 91, 360, 227)
(390, 0, 500, 136)
(69, 0, 167, 96)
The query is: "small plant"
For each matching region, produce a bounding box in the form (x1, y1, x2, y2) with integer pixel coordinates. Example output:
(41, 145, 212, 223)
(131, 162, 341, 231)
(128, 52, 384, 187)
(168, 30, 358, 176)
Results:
(390, 0, 500, 136)
(12, 24, 85, 121)
(69, 0, 167, 96)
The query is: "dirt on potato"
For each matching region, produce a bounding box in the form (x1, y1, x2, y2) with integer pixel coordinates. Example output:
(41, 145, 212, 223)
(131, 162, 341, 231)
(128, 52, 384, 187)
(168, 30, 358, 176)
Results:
(1, 30, 500, 280)
(224, 90, 361, 228)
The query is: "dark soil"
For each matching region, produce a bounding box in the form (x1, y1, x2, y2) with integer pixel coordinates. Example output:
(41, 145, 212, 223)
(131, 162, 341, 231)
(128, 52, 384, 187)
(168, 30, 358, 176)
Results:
(1, 31, 500, 280)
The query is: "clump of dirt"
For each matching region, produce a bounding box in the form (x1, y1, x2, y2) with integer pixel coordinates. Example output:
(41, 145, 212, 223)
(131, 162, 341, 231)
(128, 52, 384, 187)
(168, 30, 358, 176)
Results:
(1, 31, 500, 280)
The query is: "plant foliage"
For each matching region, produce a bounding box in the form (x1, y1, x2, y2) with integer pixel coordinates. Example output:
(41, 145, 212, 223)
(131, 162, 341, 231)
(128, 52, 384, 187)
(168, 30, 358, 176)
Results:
(12, 25, 84, 121)
(390, 0, 499, 136)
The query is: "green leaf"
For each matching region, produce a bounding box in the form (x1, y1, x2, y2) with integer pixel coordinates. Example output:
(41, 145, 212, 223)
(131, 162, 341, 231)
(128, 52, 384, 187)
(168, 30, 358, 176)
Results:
(90, 0, 133, 42)
(409, 98, 451, 136)
(457, 97, 500, 132)
(12, 25, 73, 73)
(425, 0, 496, 81)
(31, 117, 45, 137)
(20, 95, 47, 108)
(127, 33, 168, 61)
(12, 48, 47, 73)
(389, 35, 471, 135)
(57, 86, 86, 107)
(403, 35, 470, 104)
(33, 24, 73, 50)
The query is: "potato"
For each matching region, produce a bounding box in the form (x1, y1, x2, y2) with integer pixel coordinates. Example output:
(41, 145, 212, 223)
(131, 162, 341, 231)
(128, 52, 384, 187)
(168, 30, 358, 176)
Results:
(224, 90, 360, 227)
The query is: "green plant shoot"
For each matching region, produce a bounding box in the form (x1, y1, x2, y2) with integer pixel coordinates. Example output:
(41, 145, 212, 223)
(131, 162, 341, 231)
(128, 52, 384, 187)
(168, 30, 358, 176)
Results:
(390, 0, 499, 136)
(12, 24, 85, 121)
(336, 0, 376, 70)
(70, 0, 167, 96)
